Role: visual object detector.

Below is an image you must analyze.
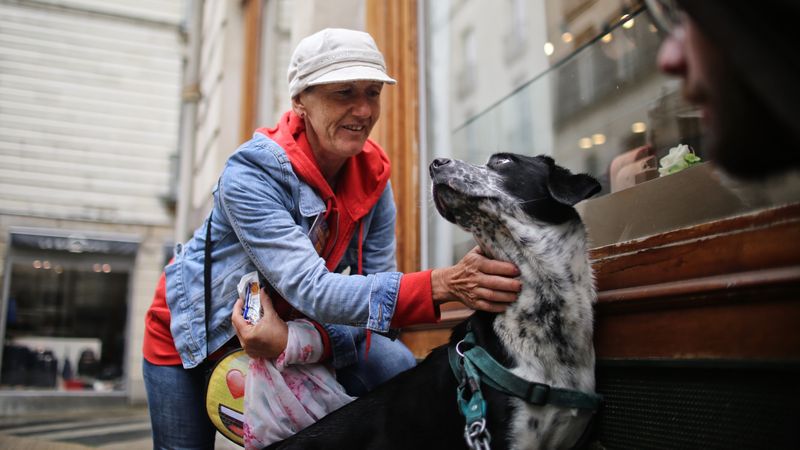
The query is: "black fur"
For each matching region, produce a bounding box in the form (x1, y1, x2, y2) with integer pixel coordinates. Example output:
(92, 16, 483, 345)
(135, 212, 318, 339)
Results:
(264, 312, 511, 450)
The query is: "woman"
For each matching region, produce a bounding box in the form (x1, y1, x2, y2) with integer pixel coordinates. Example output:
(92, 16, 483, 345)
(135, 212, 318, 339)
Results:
(142, 28, 521, 449)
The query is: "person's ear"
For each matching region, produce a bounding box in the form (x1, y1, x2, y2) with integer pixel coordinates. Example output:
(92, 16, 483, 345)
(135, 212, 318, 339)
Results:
(291, 95, 306, 119)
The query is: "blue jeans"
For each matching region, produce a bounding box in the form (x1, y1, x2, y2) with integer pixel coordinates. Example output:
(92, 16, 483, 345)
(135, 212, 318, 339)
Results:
(143, 359, 215, 450)
(333, 330, 417, 397)
(143, 333, 416, 449)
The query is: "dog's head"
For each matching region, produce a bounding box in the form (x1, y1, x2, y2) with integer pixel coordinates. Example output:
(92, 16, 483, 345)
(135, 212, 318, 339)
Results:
(429, 153, 600, 234)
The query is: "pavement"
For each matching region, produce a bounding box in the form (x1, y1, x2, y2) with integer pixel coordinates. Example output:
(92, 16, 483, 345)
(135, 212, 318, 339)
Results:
(0, 406, 240, 449)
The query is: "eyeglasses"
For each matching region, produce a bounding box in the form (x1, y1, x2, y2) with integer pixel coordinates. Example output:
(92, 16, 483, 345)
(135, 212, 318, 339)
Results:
(645, 0, 684, 34)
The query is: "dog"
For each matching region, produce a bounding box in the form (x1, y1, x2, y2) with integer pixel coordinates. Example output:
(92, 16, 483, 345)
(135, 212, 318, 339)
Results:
(265, 153, 601, 450)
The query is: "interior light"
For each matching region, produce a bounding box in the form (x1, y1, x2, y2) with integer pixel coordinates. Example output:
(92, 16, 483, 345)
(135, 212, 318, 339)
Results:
(623, 18, 635, 29)
(561, 32, 573, 43)
(649, 24, 658, 33)
(631, 122, 647, 133)
(102, 264, 112, 273)
(543, 42, 554, 56)
(578, 138, 593, 149)
(601, 33, 613, 43)
(33, 260, 42, 269)
(54, 266, 63, 274)
(93, 263, 102, 272)
(592, 133, 607, 145)
(43, 260, 51, 270)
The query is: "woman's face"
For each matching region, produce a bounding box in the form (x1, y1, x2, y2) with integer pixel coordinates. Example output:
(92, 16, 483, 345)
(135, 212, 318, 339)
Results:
(293, 80, 383, 162)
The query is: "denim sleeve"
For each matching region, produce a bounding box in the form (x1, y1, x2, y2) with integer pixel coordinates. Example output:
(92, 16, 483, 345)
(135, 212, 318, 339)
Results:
(218, 141, 402, 333)
(320, 324, 363, 369)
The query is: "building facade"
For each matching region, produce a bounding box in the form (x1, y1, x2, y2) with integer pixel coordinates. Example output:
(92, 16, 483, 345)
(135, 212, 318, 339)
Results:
(0, 0, 185, 411)
(0, 0, 370, 413)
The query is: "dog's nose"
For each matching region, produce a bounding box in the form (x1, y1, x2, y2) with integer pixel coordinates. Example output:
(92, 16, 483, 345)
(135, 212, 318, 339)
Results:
(430, 158, 452, 176)
(431, 158, 452, 168)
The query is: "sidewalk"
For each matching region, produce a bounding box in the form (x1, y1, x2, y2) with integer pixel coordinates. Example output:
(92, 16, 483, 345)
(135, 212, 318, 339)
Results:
(0, 406, 149, 449)
(0, 431, 241, 449)
(0, 405, 241, 449)
(0, 433, 93, 449)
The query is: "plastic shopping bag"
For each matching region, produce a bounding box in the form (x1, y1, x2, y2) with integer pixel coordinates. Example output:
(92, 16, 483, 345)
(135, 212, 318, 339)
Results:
(242, 319, 354, 448)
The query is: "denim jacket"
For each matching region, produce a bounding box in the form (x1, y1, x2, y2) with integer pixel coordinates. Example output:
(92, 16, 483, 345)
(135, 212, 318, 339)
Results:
(165, 133, 402, 369)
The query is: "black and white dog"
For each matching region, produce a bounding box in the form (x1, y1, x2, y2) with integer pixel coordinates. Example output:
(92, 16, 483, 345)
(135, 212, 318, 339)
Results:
(266, 153, 601, 450)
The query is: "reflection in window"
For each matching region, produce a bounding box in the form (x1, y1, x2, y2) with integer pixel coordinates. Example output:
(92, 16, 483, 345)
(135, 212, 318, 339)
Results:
(422, 0, 798, 257)
(504, 0, 527, 61)
(432, 2, 700, 193)
(457, 28, 477, 97)
(509, 93, 534, 154)
(423, 0, 701, 264)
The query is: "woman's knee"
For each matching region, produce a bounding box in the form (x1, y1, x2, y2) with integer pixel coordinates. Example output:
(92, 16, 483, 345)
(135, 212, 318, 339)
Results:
(383, 339, 416, 375)
(336, 336, 417, 396)
(365, 336, 417, 381)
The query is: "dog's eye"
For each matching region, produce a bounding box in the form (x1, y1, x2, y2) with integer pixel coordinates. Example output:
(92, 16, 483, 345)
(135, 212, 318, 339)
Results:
(490, 157, 512, 168)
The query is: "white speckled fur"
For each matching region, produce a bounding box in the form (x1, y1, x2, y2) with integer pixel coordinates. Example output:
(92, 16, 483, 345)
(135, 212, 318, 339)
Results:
(493, 218, 595, 450)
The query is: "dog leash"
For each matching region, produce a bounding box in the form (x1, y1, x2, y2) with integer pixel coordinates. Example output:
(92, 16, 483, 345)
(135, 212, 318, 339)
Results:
(450, 336, 492, 450)
(448, 329, 602, 449)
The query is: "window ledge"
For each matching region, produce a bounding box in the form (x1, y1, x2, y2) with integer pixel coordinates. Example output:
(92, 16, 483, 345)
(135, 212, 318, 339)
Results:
(578, 163, 800, 248)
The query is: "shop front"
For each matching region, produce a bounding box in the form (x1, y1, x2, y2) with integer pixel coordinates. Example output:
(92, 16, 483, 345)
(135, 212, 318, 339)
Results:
(1, 229, 137, 408)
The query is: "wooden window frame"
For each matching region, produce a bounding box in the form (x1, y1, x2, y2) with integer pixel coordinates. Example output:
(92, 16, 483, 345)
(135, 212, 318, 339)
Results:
(592, 203, 800, 361)
(366, 0, 421, 274)
(241, 0, 263, 142)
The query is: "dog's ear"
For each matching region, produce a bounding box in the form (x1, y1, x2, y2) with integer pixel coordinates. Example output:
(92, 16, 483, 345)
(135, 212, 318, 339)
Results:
(546, 165, 601, 206)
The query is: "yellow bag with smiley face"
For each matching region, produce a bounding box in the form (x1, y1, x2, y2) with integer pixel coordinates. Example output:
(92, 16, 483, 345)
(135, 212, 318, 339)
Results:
(205, 349, 249, 446)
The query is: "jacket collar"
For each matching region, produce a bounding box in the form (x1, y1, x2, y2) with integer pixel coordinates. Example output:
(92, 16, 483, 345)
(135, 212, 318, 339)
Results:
(256, 110, 392, 269)
(258, 111, 391, 221)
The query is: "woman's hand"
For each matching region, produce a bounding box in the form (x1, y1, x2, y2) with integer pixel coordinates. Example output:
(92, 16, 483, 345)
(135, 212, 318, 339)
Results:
(231, 288, 289, 359)
(431, 246, 522, 313)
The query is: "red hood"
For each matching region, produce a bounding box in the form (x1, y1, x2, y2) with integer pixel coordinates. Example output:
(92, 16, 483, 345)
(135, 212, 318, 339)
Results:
(256, 110, 391, 270)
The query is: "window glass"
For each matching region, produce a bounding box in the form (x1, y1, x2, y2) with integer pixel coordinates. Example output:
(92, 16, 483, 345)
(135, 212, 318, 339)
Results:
(2, 251, 130, 392)
(421, 0, 799, 263)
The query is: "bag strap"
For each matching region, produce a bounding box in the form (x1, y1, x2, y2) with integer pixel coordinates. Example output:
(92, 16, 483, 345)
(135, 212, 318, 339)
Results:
(204, 211, 213, 357)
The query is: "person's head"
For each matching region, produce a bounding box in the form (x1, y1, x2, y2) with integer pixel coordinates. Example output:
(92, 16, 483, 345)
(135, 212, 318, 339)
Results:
(649, 0, 800, 179)
(287, 28, 396, 164)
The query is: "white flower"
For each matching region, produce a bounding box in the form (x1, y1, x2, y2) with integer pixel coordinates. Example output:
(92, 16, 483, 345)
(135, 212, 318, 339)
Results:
(659, 144, 700, 176)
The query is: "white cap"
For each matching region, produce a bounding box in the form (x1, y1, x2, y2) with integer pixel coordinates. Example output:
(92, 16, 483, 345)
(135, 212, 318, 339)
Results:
(288, 28, 396, 98)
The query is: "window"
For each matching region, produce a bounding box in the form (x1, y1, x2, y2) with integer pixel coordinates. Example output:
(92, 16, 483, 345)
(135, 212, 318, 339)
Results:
(1, 231, 136, 392)
(456, 28, 477, 97)
(413, 6, 800, 441)
(423, 0, 800, 262)
(504, 0, 527, 61)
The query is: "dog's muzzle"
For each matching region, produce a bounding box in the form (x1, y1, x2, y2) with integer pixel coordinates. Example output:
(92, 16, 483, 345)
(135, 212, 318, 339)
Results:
(430, 158, 459, 222)
(429, 157, 451, 171)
